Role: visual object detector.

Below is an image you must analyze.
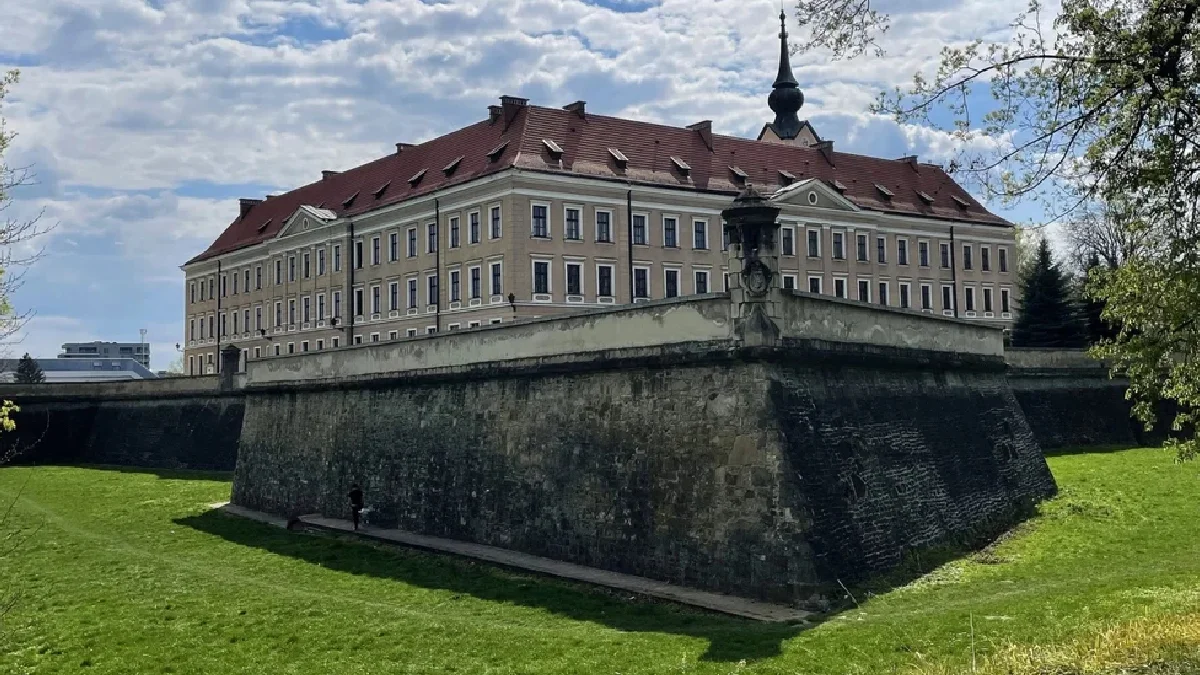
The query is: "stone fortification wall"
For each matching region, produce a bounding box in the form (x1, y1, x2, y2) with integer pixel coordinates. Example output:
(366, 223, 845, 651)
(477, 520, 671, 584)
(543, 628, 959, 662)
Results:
(0, 378, 242, 471)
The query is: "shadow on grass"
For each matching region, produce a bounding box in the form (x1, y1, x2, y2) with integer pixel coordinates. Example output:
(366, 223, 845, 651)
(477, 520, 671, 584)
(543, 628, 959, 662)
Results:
(1042, 444, 1147, 458)
(176, 509, 811, 663)
(37, 463, 233, 483)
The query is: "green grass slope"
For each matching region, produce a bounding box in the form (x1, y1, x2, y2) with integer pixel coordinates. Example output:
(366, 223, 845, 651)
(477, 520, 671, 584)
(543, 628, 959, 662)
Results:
(1, 447, 1198, 674)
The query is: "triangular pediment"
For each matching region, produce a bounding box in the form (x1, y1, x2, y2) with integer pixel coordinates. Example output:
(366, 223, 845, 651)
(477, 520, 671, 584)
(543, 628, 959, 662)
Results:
(771, 178, 860, 212)
(277, 205, 339, 239)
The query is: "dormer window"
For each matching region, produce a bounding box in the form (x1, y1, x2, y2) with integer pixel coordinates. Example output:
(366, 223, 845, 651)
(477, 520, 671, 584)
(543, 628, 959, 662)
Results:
(952, 195, 971, 209)
(408, 169, 427, 187)
(342, 192, 359, 209)
(486, 141, 508, 162)
(374, 182, 391, 199)
(670, 156, 691, 177)
(542, 139, 564, 159)
(608, 147, 628, 169)
(256, 219, 272, 233)
(916, 190, 934, 205)
(778, 169, 796, 185)
(729, 166, 749, 185)
(874, 183, 895, 199)
(833, 179, 848, 193)
(442, 155, 463, 176)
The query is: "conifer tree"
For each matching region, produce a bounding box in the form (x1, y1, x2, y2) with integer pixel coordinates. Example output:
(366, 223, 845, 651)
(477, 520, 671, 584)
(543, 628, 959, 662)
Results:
(1012, 240, 1086, 348)
(13, 353, 43, 384)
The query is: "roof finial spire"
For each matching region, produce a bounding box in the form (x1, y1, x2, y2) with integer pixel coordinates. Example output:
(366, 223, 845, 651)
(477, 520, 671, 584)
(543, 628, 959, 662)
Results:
(768, 9, 804, 139)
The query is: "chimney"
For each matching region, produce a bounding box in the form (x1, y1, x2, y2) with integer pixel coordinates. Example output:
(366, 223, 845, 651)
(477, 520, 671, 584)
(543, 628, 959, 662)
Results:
(488, 105, 503, 124)
(899, 154, 919, 171)
(500, 95, 529, 129)
(687, 121, 714, 151)
(321, 170, 340, 180)
(395, 142, 415, 154)
(239, 198, 262, 219)
(563, 100, 586, 119)
(814, 140, 835, 166)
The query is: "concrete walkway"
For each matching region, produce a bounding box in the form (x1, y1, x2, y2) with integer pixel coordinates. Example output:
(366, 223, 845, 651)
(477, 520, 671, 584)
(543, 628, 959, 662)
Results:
(212, 502, 811, 623)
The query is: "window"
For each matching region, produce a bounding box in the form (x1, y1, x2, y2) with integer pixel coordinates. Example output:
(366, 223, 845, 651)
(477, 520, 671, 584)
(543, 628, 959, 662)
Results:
(333, 337, 340, 348)
(317, 250, 325, 277)
(984, 287, 994, 313)
(693, 220, 708, 250)
(783, 274, 797, 290)
(596, 211, 612, 243)
(598, 265, 614, 297)
(533, 261, 550, 294)
(963, 244, 974, 270)
(878, 282, 889, 306)
(566, 262, 582, 295)
(858, 279, 870, 302)
(354, 335, 363, 345)
(565, 207, 581, 240)
(208, 277, 214, 298)
(353, 288, 363, 317)
(302, 253, 311, 279)
(317, 294, 325, 320)
(999, 248, 1009, 273)
(274, 344, 281, 357)
(1002, 288, 1011, 313)
(190, 318, 197, 340)
(302, 341, 310, 353)
(919, 241, 930, 267)
(287, 256, 295, 282)
(469, 212, 480, 244)
(634, 267, 650, 299)
(490, 205, 502, 239)
(427, 223, 438, 253)
(274, 301, 282, 327)
(288, 299, 296, 325)
(723, 272, 730, 291)
(450, 270, 461, 302)
(232, 273, 238, 295)
(876, 236, 887, 263)
(197, 281, 203, 303)
(333, 291, 341, 320)
(232, 311, 239, 334)
(532, 204, 549, 238)
(982, 246, 991, 271)
(207, 315, 213, 338)
(857, 234, 868, 262)
(427, 275, 438, 305)
(389, 282, 399, 311)
(255, 306, 263, 330)
(965, 286, 976, 312)
(447, 325, 459, 332)
(407, 228, 417, 257)
(808, 276, 822, 294)
(407, 329, 418, 337)
(942, 286, 954, 311)
(354, 241, 363, 269)
(782, 227, 795, 256)
(188, 355, 194, 374)
(449, 217, 460, 249)
(389, 232, 398, 261)
(408, 278, 418, 308)
(807, 229, 820, 257)
(469, 266, 481, 300)
(665, 269, 680, 298)
(490, 262, 502, 296)
(722, 226, 730, 251)
(288, 342, 295, 354)
(833, 232, 845, 260)
(316, 340, 323, 351)
(221, 274, 227, 297)
(255, 266, 263, 289)
(921, 284, 933, 310)
(633, 214, 647, 245)
(900, 282, 911, 309)
(898, 238, 909, 266)
(940, 242, 951, 268)
(333, 244, 342, 272)
(304, 296, 313, 323)
(389, 331, 398, 341)
(663, 217, 678, 248)
(371, 333, 380, 343)
(695, 270, 709, 294)
(834, 278, 846, 298)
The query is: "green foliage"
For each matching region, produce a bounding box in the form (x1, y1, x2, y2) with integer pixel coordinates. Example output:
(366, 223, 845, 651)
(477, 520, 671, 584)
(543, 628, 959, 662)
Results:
(2, 450, 1199, 674)
(13, 354, 42, 385)
(1013, 239, 1086, 347)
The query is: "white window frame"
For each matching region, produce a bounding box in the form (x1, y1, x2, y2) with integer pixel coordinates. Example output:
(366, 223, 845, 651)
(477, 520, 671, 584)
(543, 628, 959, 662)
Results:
(448, 269, 461, 303)
(999, 247, 1010, 273)
(531, 201, 551, 238)
(468, 210, 481, 245)
(963, 244, 974, 270)
(371, 236, 381, 265)
(806, 228, 822, 258)
(407, 227, 418, 258)
(564, 261, 584, 297)
(856, 233, 869, 262)
(920, 283, 934, 311)
(983, 286, 995, 315)
(489, 204, 503, 240)
(388, 281, 400, 311)
(856, 278, 871, 303)
(1001, 286, 1013, 316)
(899, 281, 912, 309)
(531, 258, 552, 298)
(489, 261, 503, 297)
(633, 265, 651, 299)
(782, 273, 798, 290)
(631, 212, 649, 246)
(807, 275, 823, 294)
(663, 267, 681, 298)
(563, 204, 583, 241)
(878, 280, 890, 307)
(942, 285, 956, 314)
(833, 276, 847, 298)
(694, 269, 710, 294)
(781, 225, 796, 257)
(468, 265, 482, 300)
(662, 214, 680, 248)
(692, 219, 709, 250)
(595, 209, 614, 243)
(448, 216, 461, 249)
(897, 237, 909, 266)
(981, 245, 992, 272)
(596, 263, 615, 299)
(964, 285, 977, 314)
(917, 239, 930, 268)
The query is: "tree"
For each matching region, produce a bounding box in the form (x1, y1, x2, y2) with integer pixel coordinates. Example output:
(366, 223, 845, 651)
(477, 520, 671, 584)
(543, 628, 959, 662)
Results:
(1012, 239, 1086, 348)
(793, 0, 1200, 459)
(1062, 199, 1146, 272)
(13, 353, 42, 384)
(1080, 253, 1118, 345)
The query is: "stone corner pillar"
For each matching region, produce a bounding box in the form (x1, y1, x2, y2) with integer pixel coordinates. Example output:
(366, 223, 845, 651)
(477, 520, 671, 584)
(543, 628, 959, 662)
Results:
(721, 187, 784, 348)
(219, 344, 242, 390)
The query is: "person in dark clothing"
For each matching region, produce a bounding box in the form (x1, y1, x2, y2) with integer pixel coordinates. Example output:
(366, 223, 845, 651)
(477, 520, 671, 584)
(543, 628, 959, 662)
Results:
(348, 484, 364, 530)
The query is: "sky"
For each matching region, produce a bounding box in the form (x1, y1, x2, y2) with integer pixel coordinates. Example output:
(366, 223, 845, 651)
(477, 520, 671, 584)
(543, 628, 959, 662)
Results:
(0, 0, 1038, 370)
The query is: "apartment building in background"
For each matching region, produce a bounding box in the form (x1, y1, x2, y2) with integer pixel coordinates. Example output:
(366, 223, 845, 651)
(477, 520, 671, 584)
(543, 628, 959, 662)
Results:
(59, 341, 151, 369)
(181, 15, 1017, 375)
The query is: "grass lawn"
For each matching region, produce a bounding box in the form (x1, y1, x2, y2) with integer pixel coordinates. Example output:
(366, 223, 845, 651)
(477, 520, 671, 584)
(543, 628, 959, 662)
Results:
(1, 447, 1199, 675)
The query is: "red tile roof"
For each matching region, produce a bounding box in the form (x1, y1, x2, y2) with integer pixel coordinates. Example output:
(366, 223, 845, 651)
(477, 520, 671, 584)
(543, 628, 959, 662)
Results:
(188, 102, 1009, 265)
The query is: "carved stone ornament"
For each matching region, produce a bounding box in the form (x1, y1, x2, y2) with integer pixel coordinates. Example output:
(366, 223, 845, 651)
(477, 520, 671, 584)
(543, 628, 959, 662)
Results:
(742, 259, 773, 297)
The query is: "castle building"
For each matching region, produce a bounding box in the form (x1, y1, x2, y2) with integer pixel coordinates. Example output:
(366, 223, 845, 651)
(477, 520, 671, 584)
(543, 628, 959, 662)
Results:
(181, 15, 1017, 375)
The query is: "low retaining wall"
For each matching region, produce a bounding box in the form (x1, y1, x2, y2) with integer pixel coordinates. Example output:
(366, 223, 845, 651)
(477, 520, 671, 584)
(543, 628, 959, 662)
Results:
(0, 378, 243, 471)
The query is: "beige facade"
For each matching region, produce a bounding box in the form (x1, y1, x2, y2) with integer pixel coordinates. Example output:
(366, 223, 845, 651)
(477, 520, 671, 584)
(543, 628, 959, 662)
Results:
(181, 170, 1016, 375)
